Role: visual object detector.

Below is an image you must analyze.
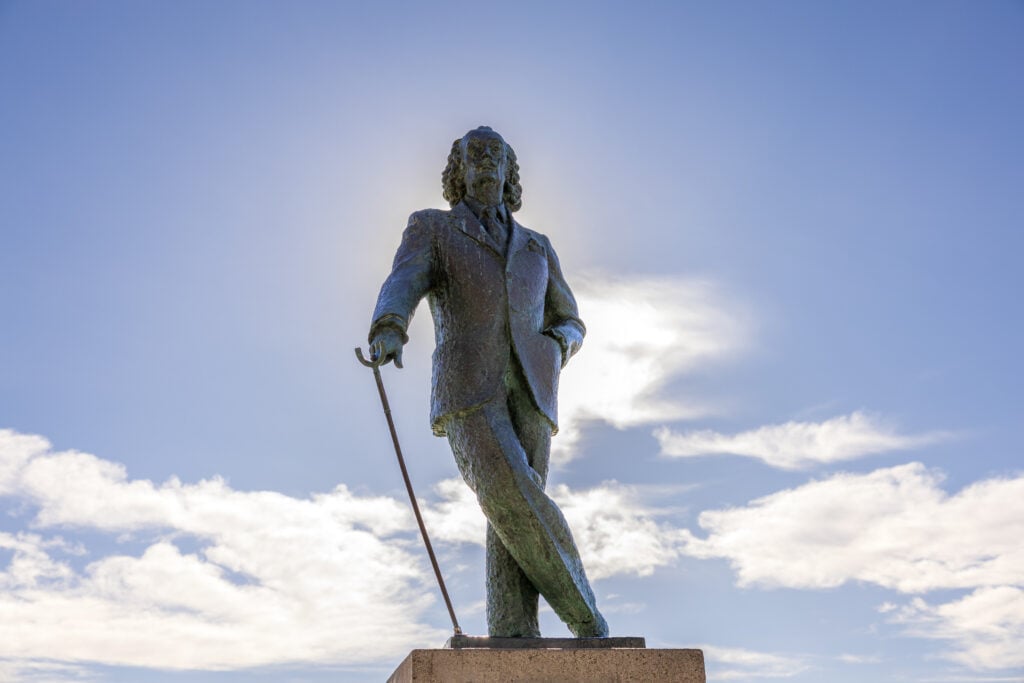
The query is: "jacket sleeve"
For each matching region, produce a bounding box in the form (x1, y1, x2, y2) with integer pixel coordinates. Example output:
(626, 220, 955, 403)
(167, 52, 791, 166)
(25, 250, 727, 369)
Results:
(541, 235, 585, 367)
(368, 212, 435, 343)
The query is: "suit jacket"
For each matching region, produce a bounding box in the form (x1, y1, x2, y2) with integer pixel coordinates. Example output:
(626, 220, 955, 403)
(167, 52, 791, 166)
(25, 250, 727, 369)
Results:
(370, 201, 585, 436)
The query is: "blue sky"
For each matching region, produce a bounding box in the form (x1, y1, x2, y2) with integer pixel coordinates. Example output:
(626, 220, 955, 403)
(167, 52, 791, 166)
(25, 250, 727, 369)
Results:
(2, 1, 1023, 681)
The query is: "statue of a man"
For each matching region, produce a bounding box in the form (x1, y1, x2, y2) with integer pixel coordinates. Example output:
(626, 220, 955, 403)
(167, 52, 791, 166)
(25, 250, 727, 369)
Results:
(367, 126, 608, 638)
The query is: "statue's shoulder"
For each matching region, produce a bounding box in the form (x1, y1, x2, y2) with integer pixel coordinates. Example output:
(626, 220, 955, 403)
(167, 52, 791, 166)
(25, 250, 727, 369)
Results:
(407, 207, 450, 226)
(401, 208, 451, 241)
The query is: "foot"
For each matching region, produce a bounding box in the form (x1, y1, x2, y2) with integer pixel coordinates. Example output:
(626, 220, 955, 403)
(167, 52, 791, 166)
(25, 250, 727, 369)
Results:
(489, 627, 541, 638)
(569, 610, 609, 638)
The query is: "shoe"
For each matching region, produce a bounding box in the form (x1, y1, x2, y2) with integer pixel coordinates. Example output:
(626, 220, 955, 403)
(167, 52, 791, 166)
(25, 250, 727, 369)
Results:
(569, 611, 609, 638)
(489, 627, 541, 638)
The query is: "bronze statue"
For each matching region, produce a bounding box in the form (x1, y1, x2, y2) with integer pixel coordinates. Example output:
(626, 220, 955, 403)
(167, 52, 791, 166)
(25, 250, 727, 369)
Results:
(368, 126, 607, 638)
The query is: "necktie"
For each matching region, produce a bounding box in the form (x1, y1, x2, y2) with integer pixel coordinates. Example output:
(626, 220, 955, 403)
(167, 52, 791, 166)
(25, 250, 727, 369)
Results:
(482, 206, 507, 251)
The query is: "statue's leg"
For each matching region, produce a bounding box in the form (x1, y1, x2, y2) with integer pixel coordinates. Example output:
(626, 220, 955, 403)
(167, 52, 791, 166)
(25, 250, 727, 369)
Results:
(446, 399, 608, 638)
(483, 369, 551, 637)
(485, 522, 540, 636)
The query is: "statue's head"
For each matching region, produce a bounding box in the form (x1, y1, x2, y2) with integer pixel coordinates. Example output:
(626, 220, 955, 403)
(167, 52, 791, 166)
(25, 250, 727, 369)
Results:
(442, 126, 523, 212)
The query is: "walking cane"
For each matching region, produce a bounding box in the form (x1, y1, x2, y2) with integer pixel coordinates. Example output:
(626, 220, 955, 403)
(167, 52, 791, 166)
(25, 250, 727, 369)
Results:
(355, 347, 463, 636)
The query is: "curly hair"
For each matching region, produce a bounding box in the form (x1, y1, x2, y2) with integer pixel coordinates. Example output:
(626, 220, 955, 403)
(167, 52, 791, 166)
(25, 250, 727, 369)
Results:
(441, 127, 523, 212)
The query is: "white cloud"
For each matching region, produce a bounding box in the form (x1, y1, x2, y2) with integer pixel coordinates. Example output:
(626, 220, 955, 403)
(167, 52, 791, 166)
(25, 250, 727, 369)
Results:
(701, 644, 810, 680)
(12, 426, 1020, 677)
(0, 428, 445, 671)
(555, 274, 748, 459)
(892, 587, 1024, 670)
(0, 430, 48, 494)
(421, 477, 485, 546)
(423, 477, 690, 581)
(681, 462, 1024, 594)
(0, 429, 701, 675)
(682, 462, 1024, 673)
(656, 411, 948, 469)
(552, 482, 687, 580)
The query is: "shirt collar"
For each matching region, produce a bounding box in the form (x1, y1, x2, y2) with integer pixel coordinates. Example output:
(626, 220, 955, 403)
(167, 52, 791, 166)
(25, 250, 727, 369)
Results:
(463, 196, 507, 225)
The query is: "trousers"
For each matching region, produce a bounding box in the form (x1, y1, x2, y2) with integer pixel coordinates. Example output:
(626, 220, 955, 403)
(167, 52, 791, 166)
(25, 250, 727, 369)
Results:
(444, 358, 606, 637)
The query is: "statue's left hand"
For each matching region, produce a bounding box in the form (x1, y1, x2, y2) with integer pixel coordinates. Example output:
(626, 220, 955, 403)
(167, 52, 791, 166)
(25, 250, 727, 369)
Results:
(543, 328, 569, 368)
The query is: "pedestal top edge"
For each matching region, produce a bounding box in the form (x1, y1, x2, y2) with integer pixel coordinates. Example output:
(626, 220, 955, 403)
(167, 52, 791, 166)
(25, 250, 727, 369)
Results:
(444, 635, 647, 650)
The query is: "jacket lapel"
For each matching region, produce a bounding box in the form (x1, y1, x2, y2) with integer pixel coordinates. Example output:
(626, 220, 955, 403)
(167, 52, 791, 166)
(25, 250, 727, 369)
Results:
(451, 201, 503, 256)
(506, 218, 531, 261)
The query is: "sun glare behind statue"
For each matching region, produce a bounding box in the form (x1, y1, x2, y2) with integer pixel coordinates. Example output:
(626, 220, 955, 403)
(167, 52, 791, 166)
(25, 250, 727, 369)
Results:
(553, 273, 748, 462)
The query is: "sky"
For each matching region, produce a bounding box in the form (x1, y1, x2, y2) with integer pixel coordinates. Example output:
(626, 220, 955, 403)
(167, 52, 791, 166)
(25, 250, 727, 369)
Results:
(1, 1, 1023, 681)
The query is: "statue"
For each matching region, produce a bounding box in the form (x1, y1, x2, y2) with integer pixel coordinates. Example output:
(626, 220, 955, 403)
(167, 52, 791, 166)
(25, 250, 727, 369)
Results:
(367, 126, 608, 638)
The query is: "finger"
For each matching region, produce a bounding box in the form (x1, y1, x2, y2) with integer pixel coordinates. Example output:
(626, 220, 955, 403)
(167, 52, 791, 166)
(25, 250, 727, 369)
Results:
(375, 343, 391, 367)
(394, 347, 404, 369)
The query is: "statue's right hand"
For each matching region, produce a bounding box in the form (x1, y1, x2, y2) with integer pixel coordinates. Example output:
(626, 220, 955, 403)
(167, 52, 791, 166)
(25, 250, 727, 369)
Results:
(369, 328, 405, 368)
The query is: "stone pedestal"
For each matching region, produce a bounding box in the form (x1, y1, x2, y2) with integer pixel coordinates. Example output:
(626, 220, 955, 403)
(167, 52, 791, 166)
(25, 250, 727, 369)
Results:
(386, 637, 705, 682)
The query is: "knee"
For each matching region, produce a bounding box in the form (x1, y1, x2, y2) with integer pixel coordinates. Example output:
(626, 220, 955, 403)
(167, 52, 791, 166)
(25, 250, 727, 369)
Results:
(475, 466, 541, 522)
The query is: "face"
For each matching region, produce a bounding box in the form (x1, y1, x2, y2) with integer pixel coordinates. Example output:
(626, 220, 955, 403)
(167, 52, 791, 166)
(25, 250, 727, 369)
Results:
(461, 130, 507, 204)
